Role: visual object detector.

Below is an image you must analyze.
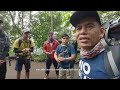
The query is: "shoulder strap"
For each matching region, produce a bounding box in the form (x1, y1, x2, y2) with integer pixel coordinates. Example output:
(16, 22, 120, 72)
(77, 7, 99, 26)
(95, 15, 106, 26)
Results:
(29, 39, 31, 46)
(101, 38, 120, 79)
(67, 44, 71, 56)
(18, 38, 22, 47)
(58, 45, 62, 53)
(18, 38, 31, 48)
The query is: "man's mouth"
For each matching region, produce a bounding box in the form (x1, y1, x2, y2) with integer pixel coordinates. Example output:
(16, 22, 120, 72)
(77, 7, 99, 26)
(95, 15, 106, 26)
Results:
(79, 37, 89, 43)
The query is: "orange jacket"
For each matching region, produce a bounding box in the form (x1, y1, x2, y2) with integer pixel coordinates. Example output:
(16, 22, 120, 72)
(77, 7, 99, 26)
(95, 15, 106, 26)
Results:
(43, 39, 60, 60)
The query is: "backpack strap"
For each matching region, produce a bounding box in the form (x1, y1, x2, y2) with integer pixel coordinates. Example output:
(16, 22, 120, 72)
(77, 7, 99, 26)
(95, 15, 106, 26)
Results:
(101, 38, 120, 79)
(57, 45, 62, 54)
(58, 44, 71, 56)
(18, 38, 22, 47)
(67, 44, 71, 57)
(18, 38, 31, 48)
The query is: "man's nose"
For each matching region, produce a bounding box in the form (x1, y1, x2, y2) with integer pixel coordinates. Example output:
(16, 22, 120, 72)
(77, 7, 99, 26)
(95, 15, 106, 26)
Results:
(79, 27, 87, 35)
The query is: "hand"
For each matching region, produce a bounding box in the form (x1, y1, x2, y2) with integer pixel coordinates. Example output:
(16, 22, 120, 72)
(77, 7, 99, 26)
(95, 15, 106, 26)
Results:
(22, 48, 30, 56)
(51, 50, 55, 53)
(25, 48, 30, 51)
(46, 52, 51, 55)
(22, 48, 27, 53)
(56, 58, 61, 63)
(0, 60, 5, 65)
(58, 57, 65, 62)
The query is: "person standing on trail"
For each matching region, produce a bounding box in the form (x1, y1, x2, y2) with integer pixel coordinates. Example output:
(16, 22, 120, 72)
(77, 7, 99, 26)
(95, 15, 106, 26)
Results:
(0, 19, 10, 79)
(70, 11, 120, 79)
(54, 33, 77, 79)
(43, 31, 60, 79)
(13, 28, 34, 79)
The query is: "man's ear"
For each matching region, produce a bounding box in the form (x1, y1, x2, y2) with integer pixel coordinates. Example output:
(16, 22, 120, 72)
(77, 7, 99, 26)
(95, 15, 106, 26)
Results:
(100, 27, 105, 38)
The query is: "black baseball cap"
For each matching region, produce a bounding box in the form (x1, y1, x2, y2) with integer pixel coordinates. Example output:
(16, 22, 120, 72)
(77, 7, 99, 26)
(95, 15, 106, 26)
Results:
(70, 11, 101, 27)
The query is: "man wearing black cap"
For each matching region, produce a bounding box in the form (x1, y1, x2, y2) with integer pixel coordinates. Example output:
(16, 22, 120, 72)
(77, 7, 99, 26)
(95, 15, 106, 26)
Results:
(70, 11, 114, 79)
(0, 19, 10, 79)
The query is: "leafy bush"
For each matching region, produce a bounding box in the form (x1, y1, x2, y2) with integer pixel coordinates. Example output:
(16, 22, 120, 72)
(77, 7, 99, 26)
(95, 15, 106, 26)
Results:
(9, 48, 15, 56)
(32, 53, 46, 62)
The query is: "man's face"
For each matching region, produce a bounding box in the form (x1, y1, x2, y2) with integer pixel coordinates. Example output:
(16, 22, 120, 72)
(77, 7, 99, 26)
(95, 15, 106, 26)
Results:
(75, 18, 105, 51)
(62, 36, 69, 45)
(48, 34, 54, 41)
(23, 32, 30, 39)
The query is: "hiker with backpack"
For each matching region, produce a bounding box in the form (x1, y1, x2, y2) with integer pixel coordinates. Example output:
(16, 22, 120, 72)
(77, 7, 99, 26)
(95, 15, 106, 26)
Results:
(43, 31, 60, 79)
(54, 33, 77, 79)
(13, 28, 34, 79)
(70, 11, 120, 79)
(0, 19, 10, 79)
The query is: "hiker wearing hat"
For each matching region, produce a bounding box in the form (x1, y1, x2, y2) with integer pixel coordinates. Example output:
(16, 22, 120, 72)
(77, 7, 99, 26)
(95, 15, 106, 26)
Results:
(0, 19, 10, 79)
(70, 11, 120, 79)
(43, 31, 60, 79)
(13, 28, 34, 79)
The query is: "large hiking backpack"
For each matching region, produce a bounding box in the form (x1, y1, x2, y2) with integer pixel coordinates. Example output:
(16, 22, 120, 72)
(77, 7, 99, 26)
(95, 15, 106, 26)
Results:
(102, 18, 120, 79)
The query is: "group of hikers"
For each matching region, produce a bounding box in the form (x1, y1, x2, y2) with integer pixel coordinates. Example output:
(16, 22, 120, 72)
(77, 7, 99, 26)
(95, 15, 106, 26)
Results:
(0, 11, 120, 79)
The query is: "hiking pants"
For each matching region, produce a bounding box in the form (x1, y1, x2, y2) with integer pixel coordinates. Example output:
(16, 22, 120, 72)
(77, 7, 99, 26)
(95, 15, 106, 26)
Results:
(0, 62, 7, 79)
(45, 58, 59, 75)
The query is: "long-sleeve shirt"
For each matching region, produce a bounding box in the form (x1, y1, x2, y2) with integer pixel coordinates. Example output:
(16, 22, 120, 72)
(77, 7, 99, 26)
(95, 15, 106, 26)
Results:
(13, 38, 34, 59)
(43, 39, 60, 60)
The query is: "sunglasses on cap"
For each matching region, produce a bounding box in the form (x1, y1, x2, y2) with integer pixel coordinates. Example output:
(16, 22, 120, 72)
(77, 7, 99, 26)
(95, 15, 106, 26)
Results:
(24, 32, 30, 34)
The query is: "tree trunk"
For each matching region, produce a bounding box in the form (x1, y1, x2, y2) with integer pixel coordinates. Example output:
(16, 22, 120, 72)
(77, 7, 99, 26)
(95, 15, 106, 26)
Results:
(21, 11, 24, 29)
(8, 11, 16, 26)
(51, 11, 53, 32)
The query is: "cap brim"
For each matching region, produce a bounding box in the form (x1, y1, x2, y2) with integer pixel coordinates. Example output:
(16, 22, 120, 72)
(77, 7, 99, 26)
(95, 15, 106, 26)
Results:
(70, 11, 101, 27)
(24, 31, 30, 33)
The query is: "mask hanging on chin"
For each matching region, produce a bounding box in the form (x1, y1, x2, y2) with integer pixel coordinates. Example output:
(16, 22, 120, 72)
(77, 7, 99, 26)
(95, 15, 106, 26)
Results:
(48, 38, 54, 43)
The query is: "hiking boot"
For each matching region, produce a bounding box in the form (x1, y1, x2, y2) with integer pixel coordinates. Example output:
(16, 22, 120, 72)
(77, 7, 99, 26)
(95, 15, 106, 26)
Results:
(44, 74, 49, 79)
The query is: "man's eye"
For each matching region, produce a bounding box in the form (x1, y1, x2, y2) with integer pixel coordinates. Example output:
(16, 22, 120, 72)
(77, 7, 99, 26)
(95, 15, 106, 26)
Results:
(87, 25, 93, 28)
(86, 25, 94, 30)
(76, 27, 81, 31)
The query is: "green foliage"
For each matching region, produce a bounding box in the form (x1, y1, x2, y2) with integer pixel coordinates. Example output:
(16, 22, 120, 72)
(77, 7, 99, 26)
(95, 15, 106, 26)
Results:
(0, 11, 120, 48)
(8, 48, 14, 56)
(98, 11, 120, 24)
(32, 53, 46, 62)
